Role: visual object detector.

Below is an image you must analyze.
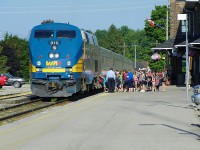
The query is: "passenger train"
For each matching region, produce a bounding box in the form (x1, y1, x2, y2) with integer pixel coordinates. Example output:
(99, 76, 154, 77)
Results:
(29, 22, 133, 97)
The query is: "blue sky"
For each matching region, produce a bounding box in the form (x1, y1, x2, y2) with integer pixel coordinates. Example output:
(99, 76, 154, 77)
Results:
(0, 0, 168, 40)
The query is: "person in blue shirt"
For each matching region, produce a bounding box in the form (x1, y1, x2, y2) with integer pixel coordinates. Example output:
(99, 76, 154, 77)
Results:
(126, 71, 134, 92)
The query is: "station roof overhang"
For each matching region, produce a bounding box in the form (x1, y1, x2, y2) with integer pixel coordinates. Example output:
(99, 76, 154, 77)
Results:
(151, 38, 185, 51)
(174, 36, 200, 48)
(151, 39, 175, 52)
(152, 37, 200, 52)
(190, 38, 200, 45)
(189, 38, 200, 49)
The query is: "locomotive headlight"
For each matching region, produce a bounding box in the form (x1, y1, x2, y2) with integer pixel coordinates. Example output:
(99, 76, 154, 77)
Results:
(49, 53, 54, 58)
(37, 61, 41, 66)
(52, 45, 57, 50)
(67, 61, 71, 66)
(55, 53, 60, 58)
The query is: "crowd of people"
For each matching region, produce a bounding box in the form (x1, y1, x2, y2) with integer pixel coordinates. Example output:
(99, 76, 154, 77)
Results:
(100, 67, 169, 93)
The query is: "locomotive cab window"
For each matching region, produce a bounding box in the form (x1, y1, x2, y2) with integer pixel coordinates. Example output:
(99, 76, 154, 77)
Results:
(34, 30, 54, 38)
(56, 30, 76, 38)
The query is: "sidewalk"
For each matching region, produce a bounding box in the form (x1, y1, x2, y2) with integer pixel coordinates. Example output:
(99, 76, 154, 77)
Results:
(0, 85, 199, 150)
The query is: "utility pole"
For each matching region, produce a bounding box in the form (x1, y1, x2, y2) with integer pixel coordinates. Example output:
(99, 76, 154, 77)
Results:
(166, 0, 169, 41)
(119, 43, 138, 69)
(121, 43, 131, 57)
(134, 45, 138, 69)
(151, 40, 160, 47)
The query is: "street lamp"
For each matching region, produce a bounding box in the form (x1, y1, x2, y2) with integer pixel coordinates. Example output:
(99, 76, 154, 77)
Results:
(177, 14, 189, 102)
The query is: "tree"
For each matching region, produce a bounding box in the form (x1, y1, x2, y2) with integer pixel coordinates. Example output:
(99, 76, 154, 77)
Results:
(144, 5, 169, 71)
(0, 46, 9, 73)
(95, 29, 109, 48)
(0, 33, 29, 80)
(95, 25, 151, 63)
(145, 5, 168, 42)
(106, 24, 124, 55)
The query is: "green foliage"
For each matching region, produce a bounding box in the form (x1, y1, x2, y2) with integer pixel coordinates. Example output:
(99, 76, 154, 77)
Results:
(145, 5, 168, 42)
(95, 5, 169, 72)
(106, 24, 124, 55)
(0, 46, 9, 73)
(95, 29, 109, 48)
(0, 33, 29, 81)
(95, 25, 152, 64)
(144, 5, 169, 71)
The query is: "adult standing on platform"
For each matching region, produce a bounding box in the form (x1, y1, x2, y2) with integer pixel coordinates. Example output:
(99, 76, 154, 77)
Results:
(106, 67, 116, 93)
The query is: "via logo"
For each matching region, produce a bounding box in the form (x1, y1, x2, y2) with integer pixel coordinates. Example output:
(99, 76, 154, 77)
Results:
(46, 61, 62, 66)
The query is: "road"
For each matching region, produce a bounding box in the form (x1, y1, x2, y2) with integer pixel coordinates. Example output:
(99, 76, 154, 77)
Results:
(0, 86, 200, 150)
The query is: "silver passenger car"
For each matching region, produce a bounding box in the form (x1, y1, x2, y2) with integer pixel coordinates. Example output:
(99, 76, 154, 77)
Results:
(0, 73, 25, 88)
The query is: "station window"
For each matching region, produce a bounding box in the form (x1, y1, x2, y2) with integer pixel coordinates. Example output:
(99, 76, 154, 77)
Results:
(34, 30, 54, 38)
(56, 30, 76, 38)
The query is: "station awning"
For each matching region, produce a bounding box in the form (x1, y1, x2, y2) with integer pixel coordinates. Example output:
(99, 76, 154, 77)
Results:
(152, 37, 200, 51)
(190, 38, 200, 45)
(151, 39, 174, 51)
(174, 36, 200, 48)
(151, 38, 185, 51)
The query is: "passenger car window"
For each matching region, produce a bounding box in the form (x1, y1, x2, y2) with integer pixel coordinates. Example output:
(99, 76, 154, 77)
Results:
(34, 30, 54, 38)
(56, 30, 76, 38)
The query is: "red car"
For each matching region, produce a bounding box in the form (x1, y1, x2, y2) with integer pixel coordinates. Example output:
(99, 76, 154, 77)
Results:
(0, 75, 8, 88)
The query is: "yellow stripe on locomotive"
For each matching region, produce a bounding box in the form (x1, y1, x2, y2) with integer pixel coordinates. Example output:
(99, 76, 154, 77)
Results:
(29, 58, 84, 73)
(72, 59, 84, 72)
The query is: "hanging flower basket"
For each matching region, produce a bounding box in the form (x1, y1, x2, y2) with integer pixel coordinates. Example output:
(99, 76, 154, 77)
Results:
(151, 53, 161, 61)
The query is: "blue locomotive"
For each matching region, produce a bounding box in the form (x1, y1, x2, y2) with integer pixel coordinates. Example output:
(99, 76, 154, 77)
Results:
(29, 21, 133, 97)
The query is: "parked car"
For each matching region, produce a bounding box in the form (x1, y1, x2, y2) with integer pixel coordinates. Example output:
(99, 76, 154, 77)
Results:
(0, 73, 25, 88)
(191, 85, 200, 105)
(0, 75, 8, 88)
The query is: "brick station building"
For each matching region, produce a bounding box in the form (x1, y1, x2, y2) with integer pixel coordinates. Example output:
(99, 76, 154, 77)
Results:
(152, 0, 200, 86)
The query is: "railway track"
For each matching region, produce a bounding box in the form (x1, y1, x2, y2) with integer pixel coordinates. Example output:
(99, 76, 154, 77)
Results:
(0, 98, 70, 123)
(0, 89, 103, 124)
(0, 92, 32, 100)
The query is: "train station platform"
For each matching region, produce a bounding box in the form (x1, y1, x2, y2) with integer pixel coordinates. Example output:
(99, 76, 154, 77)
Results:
(0, 86, 200, 150)
(0, 84, 31, 96)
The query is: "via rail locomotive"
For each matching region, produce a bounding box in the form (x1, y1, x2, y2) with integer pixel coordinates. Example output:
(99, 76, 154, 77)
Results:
(29, 21, 133, 97)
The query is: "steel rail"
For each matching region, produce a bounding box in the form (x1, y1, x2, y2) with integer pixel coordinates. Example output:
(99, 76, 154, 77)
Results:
(0, 99, 69, 122)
